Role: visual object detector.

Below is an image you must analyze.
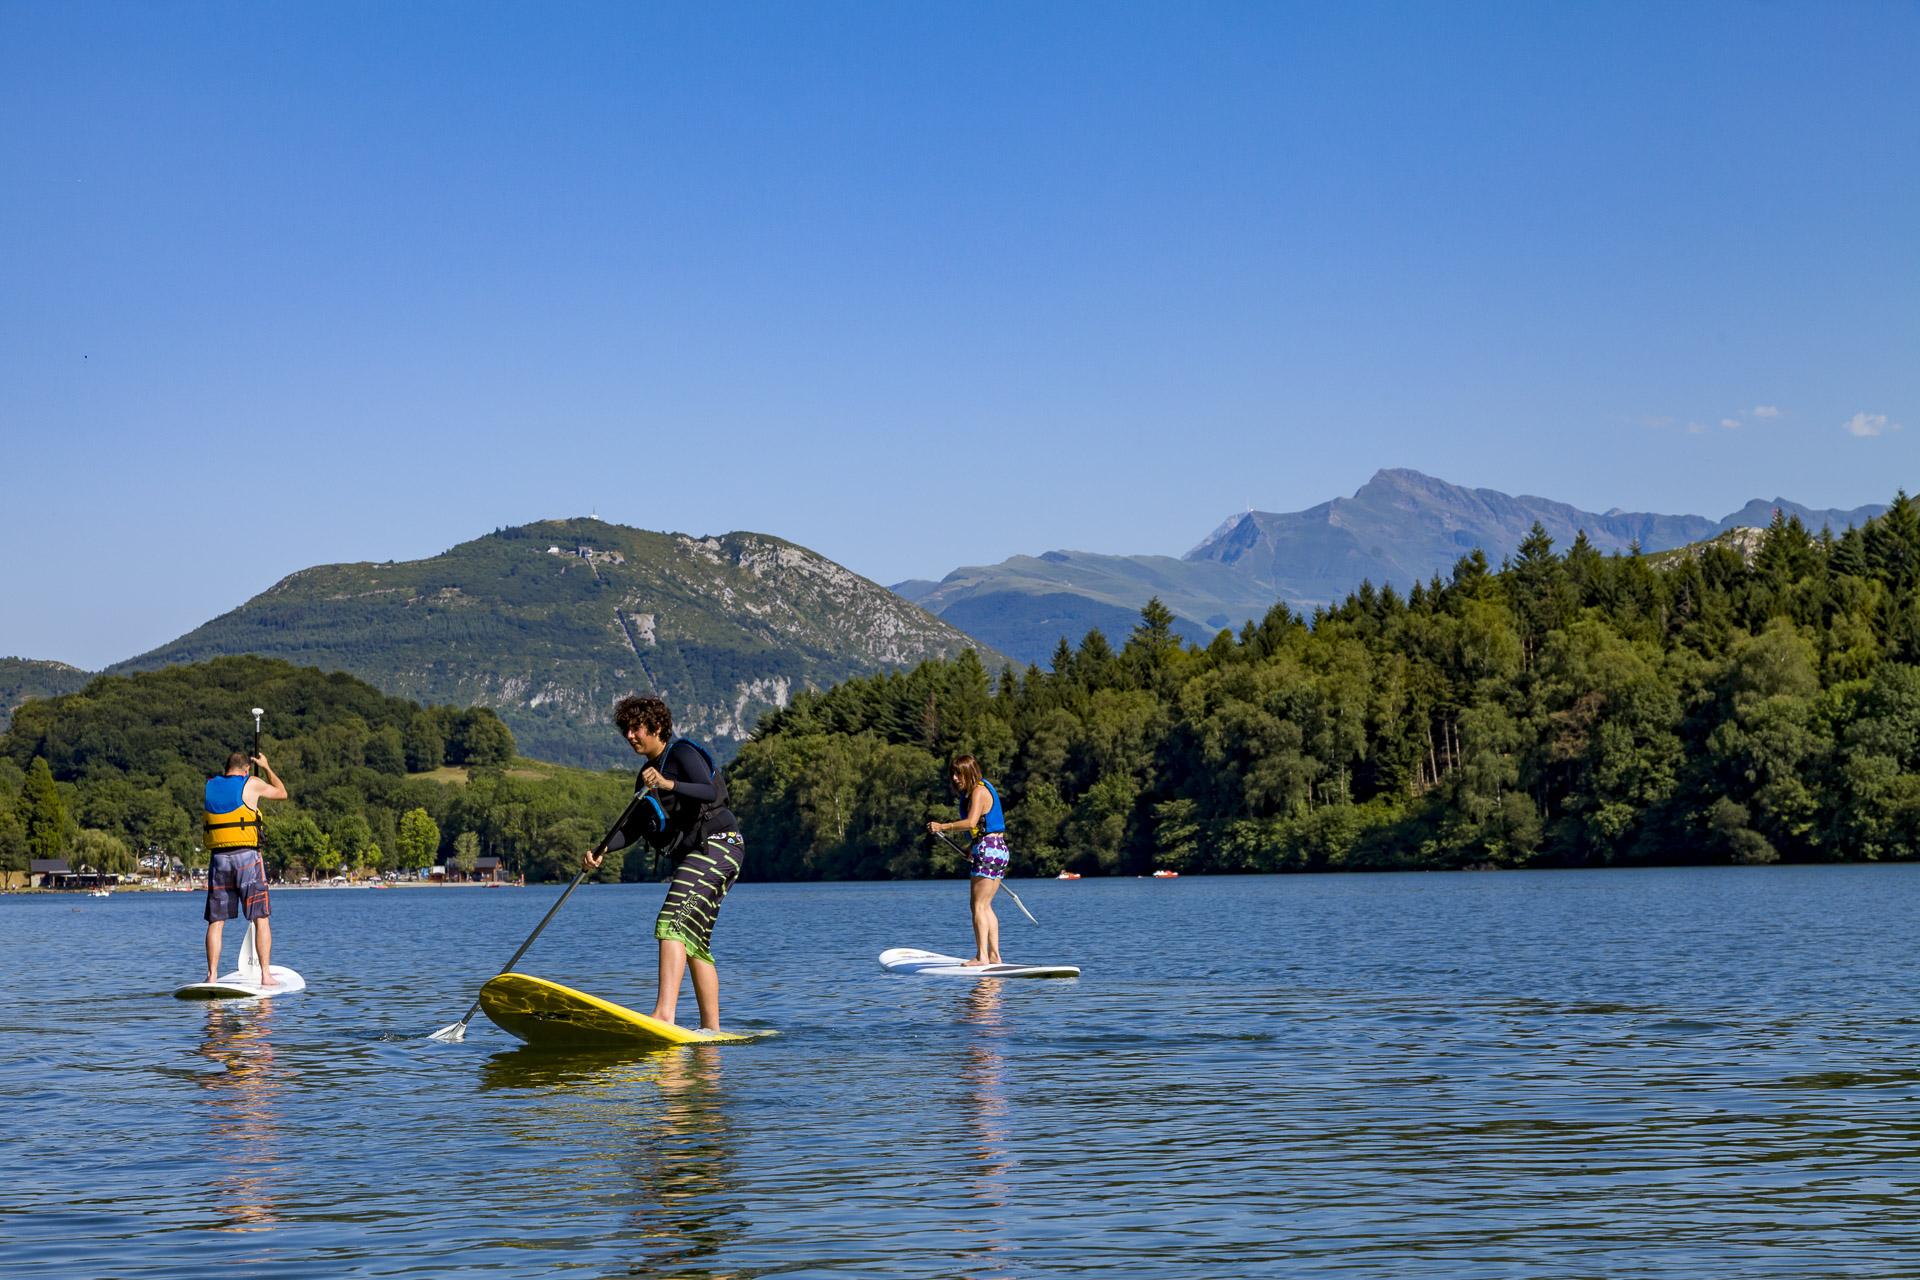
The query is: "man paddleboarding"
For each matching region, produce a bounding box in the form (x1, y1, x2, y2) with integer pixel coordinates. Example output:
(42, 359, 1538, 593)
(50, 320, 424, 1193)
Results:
(201, 750, 288, 986)
(584, 695, 743, 1034)
(928, 754, 1008, 967)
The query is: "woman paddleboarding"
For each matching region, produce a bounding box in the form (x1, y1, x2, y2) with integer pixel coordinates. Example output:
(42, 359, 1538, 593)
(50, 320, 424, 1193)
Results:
(927, 754, 1008, 967)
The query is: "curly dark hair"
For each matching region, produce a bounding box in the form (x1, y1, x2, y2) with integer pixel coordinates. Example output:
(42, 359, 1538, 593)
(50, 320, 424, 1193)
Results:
(613, 694, 672, 738)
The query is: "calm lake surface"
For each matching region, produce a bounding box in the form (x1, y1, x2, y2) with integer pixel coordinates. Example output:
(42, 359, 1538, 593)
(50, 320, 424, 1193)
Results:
(5, 866, 1920, 1278)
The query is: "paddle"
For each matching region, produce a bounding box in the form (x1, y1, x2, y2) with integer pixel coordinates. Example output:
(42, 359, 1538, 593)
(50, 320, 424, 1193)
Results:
(428, 789, 651, 1042)
(250, 707, 264, 776)
(930, 829, 1040, 924)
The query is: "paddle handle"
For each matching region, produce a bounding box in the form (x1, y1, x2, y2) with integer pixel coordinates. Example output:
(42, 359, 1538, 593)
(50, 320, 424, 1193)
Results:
(442, 791, 649, 1037)
(491, 789, 648, 977)
(495, 870, 586, 976)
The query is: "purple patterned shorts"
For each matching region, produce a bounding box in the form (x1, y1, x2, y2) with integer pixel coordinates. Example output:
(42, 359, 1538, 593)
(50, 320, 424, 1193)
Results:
(970, 832, 1009, 881)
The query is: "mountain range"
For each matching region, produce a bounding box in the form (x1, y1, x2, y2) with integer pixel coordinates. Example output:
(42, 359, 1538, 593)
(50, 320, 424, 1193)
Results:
(109, 520, 991, 767)
(893, 468, 1889, 662)
(3, 473, 1893, 762)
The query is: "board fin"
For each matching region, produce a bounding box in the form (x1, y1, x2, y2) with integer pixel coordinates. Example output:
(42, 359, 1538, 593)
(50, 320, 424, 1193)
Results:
(237, 920, 261, 982)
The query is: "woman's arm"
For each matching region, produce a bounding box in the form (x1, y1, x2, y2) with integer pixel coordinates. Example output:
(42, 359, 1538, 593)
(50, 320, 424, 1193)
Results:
(930, 785, 992, 834)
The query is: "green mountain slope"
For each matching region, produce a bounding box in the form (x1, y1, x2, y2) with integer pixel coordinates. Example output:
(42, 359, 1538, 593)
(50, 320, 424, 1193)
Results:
(0, 658, 92, 733)
(113, 519, 998, 767)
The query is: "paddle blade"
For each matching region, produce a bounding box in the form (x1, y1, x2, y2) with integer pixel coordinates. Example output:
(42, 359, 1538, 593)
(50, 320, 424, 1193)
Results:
(1002, 886, 1040, 925)
(427, 1022, 467, 1043)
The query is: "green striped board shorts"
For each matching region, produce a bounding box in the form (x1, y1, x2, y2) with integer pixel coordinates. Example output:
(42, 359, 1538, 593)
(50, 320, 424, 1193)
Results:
(654, 830, 744, 965)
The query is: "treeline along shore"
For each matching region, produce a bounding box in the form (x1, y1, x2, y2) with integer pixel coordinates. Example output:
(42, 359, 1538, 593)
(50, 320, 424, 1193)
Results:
(730, 493, 1920, 879)
(7, 494, 1920, 885)
(0, 656, 635, 886)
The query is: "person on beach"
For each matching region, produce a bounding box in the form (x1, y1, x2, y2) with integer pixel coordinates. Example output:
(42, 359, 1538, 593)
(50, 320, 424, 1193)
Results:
(584, 695, 743, 1034)
(928, 754, 1007, 966)
(202, 750, 288, 985)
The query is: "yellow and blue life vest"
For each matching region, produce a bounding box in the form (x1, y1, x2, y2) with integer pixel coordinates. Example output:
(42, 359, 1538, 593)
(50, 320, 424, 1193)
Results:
(203, 775, 262, 851)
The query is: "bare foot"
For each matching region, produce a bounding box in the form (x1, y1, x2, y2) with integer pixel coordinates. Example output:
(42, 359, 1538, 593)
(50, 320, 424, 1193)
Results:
(256, 975, 278, 990)
(204, 973, 218, 985)
(963, 957, 990, 966)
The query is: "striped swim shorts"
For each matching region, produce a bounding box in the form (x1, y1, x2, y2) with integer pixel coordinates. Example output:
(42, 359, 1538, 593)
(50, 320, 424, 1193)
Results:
(970, 832, 1010, 881)
(655, 830, 744, 965)
(205, 849, 271, 923)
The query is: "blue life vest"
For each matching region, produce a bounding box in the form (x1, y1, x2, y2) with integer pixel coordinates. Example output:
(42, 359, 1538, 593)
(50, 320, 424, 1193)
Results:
(965, 780, 1005, 839)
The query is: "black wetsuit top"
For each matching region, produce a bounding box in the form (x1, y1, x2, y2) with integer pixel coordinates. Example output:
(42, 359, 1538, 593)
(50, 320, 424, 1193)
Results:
(603, 739, 737, 858)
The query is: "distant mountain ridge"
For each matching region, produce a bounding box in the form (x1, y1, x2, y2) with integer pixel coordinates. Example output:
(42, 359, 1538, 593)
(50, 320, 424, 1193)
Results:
(0, 658, 91, 733)
(112, 519, 995, 768)
(899, 469, 1889, 663)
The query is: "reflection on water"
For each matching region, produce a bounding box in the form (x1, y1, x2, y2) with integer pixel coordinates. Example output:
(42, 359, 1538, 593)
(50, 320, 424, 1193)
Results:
(483, 1044, 752, 1278)
(955, 983, 1014, 1280)
(195, 1002, 283, 1232)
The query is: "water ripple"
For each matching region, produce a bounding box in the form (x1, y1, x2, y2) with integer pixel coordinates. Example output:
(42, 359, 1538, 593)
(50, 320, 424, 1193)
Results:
(7, 869, 1920, 1276)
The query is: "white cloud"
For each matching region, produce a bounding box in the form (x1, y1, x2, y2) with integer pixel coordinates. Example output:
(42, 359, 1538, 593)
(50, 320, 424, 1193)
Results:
(1719, 418, 1741, 430)
(1686, 422, 1709, 435)
(1752, 405, 1781, 418)
(1844, 412, 1902, 438)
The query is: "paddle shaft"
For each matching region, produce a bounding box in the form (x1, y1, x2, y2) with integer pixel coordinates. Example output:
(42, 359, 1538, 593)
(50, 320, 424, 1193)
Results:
(251, 711, 261, 779)
(442, 789, 651, 1034)
(931, 829, 1039, 924)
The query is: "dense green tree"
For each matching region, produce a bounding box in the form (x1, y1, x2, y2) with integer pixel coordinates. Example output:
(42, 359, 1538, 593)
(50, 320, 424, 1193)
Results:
(452, 830, 480, 879)
(71, 828, 135, 875)
(22, 757, 69, 859)
(396, 807, 441, 871)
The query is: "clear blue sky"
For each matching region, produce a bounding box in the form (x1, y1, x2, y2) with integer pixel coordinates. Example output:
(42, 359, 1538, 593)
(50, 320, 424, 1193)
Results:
(3, 1, 1915, 669)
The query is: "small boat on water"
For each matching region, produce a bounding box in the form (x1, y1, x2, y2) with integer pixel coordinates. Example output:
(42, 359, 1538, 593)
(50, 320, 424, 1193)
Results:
(89, 888, 112, 897)
(1151, 869, 1179, 879)
(1056, 871, 1082, 880)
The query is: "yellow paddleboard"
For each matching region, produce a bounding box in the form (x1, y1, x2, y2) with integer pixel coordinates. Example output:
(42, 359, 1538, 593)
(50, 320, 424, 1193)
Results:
(478, 973, 770, 1047)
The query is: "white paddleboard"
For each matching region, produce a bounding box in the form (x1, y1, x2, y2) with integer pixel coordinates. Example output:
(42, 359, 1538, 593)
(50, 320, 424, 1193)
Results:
(879, 947, 1080, 979)
(174, 921, 306, 1000)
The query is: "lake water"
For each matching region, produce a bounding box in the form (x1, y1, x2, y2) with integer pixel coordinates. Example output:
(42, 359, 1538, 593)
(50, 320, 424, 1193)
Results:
(4, 866, 1920, 1278)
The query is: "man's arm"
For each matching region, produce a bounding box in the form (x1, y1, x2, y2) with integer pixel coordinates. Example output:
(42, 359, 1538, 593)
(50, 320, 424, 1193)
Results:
(244, 754, 289, 805)
(662, 742, 719, 803)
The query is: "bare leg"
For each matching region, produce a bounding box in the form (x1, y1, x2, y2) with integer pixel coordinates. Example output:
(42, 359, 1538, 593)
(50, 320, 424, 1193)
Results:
(654, 937, 687, 1024)
(966, 878, 1002, 965)
(253, 918, 276, 988)
(689, 956, 720, 1031)
(205, 920, 223, 983)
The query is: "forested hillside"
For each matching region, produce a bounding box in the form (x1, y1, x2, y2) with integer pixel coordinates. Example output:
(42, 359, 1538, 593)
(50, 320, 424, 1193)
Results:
(735, 496, 1920, 879)
(0, 657, 643, 885)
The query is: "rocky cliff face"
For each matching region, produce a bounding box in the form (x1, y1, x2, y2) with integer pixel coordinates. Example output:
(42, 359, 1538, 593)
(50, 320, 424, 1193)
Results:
(115, 519, 995, 767)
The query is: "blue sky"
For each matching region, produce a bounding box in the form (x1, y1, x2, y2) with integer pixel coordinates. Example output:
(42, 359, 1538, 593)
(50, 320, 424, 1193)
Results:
(3, 1, 1915, 669)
